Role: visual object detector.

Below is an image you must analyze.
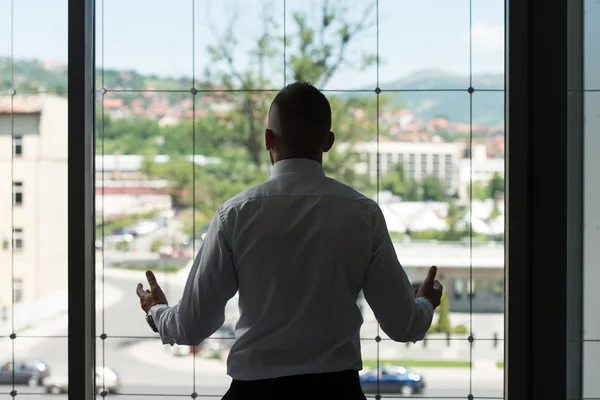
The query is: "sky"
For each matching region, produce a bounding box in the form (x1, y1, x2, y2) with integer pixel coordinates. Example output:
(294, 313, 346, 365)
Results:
(0, 0, 506, 89)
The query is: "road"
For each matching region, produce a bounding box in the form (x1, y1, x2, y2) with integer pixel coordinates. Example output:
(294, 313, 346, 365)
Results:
(3, 385, 503, 399)
(4, 273, 503, 399)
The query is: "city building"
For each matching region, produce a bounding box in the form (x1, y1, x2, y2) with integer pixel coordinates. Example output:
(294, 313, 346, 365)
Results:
(457, 144, 505, 199)
(348, 140, 467, 194)
(395, 242, 504, 313)
(0, 95, 68, 306)
(95, 154, 221, 216)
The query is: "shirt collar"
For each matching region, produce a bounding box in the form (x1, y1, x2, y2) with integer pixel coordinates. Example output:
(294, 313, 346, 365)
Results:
(269, 158, 326, 179)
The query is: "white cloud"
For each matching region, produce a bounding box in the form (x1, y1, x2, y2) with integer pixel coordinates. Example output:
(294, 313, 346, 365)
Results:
(470, 22, 505, 53)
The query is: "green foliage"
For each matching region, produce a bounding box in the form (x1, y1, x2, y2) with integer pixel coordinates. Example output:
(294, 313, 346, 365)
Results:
(382, 164, 448, 202)
(488, 172, 504, 199)
(427, 293, 458, 334)
(114, 241, 130, 252)
(468, 181, 489, 201)
(421, 176, 447, 201)
(201, 0, 379, 184)
(445, 200, 466, 234)
(381, 163, 407, 197)
(436, 293, 452, 333)
(179, 209, 212, 237)
(149, 239, 163, 253)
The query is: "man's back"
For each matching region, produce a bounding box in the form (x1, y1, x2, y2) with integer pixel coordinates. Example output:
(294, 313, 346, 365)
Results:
(141, 83, 440, 392)
(223, 158, 376, 379)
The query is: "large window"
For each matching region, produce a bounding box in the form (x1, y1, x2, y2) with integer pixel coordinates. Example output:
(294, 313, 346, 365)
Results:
(93, 1, 505, 399)
(3, 0, 505, 398)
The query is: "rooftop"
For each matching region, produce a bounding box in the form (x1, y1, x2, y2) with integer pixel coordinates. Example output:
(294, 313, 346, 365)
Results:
(0, 95, 45, 114)
(393, 241, 504, 269)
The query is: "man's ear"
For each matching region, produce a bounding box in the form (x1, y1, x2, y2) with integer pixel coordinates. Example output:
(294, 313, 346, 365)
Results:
(265, 129, 274, 150)
(323, 131, 335, 153)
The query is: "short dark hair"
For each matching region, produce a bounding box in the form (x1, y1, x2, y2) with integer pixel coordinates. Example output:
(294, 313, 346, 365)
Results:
(269, 81, 332, 157)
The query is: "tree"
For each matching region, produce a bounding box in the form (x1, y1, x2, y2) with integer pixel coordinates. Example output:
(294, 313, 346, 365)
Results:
(149, 239, 163, 253)
(404, 179, 423, 201)
(445, 199, 467, 235)
(436, 292, 452, 333)
(421, 176, 447, 201)
(467, 181, 489, 201)
(488, 172, 504, 199)
(202, 0, 379, 188)
(381, 163, 407, 197)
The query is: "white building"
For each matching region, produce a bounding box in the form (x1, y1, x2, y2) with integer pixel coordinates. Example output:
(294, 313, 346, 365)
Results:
(348, 141, 467, 193)
(457, 144, 505, 199)
(0, 95, 68, 306)
(378, 199, 505, 236)
(394, 241, 504, 313)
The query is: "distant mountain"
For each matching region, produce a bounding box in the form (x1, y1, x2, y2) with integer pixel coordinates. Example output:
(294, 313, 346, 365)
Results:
(366, 69, 505, 127)
(1, 59, 504, 127)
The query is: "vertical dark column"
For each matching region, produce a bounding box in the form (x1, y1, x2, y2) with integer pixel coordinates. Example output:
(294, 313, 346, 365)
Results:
(68, 0, 96, 398)
(566, 0, 584, 398)
(506, 0, 578, 398)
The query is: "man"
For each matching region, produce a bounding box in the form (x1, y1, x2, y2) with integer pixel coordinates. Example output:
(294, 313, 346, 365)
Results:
(136, 82, 443, 399)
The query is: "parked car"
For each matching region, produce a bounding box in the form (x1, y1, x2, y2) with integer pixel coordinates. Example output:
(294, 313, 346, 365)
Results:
(44, 366, 120, 394)
(359, 365, 425, 397)
(103, 233, 134, 245)
(0, 360, 49, 387)
(130, 220, 159, 236)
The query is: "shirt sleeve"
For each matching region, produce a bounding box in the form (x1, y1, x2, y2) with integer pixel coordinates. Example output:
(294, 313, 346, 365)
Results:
(362, 204, 434, 343)
(151, 207, 238, 346)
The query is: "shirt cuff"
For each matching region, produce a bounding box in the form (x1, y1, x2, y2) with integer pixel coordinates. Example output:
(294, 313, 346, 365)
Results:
(415, 297, 434, 314)
(150, 304, 169, 314)
(149, 304, 175, 345)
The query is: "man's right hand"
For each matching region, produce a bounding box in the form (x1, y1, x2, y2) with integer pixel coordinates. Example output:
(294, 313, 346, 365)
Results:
(414, 266, 443, 309)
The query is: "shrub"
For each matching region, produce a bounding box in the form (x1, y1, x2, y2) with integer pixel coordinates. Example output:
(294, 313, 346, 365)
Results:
(114, 240, 130, 252)
(436, 293, 452, 333)
(150, 238, 163, 253)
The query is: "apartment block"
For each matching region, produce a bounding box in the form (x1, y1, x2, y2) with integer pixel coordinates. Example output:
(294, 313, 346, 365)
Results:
(0, 95, 68, 307)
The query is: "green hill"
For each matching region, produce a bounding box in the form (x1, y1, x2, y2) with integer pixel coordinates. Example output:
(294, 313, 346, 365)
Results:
(1, 58, 504, 126)
(367, 69, 504, 127)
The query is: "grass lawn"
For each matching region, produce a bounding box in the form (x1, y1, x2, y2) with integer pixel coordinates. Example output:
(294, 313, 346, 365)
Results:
(363, 359, 471, 368)
(111, 264, 181, 273)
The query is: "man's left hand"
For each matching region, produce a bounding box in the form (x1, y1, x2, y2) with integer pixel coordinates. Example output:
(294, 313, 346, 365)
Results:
(136, 270, 168, 313)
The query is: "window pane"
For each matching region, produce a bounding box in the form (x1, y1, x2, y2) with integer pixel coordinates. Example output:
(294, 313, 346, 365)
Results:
(379, 0, 470, 90)
(585, 0, 600, 90)
(195, 0, 285, 91)
(583, 342, 600, 398)
(0, 93, 12, 338)
(8, 337, 67, 398)
(471, 0, 505, 89)
(96, 0, 505, 398)
(361, 339, 472, 398)
(284, 0, 377, 90)
(0, 0, 69, 392)
(472, 337, 504, 398)
(584, 0, 600, 398)
(13, 0, 68, 92)
(1, 93, 68, 392)
(0, 0, 9, 92)
(102, 0, 193, 90)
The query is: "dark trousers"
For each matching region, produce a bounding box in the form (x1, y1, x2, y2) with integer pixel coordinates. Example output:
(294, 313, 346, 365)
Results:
(222, 370, 367, 400)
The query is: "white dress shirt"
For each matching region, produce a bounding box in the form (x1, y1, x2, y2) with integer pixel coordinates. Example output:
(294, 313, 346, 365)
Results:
(152, 158, 434, 380)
